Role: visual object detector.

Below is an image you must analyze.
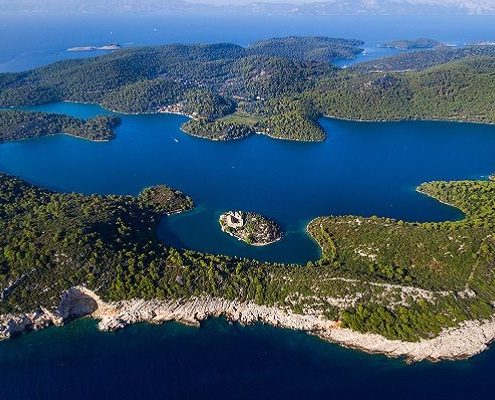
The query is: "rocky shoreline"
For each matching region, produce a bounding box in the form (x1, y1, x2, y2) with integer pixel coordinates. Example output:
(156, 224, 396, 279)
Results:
(2, 286, 495, 363)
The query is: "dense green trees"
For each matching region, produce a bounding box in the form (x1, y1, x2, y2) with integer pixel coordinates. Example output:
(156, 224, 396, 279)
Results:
(183, 88, 235, 121)
(247, 36, 364, 63)
(182, 119, 255, 141)
(306, 56, 495, 123)
(139, 185, 193, 214)
(101, 78, 188, 113)
(0, 110, 120, 142)
(2, 38, 495, 143)
(2, 172, 495, 342)
(355, 45, 495, 72)
(308, 179, 495, 339)
(380, 38, 442, 50)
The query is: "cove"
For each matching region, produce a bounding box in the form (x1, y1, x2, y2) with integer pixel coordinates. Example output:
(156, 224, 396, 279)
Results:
(2, 102, 495, 263)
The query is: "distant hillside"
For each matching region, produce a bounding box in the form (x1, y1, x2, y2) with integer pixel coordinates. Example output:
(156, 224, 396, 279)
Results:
(312, 56, 495, 123)
(247, 37, 364, 63)
(354, 45, 495, 72)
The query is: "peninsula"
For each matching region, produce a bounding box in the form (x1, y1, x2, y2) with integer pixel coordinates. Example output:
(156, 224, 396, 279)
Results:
(379, 38, 443, 50)
(219, 211, 283, 246)
(0, 110, 120, 142)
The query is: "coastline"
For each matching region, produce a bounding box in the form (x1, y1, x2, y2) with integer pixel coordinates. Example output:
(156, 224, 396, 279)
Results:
(0, 131, 112, 145)
(219, 223, 283, 247)
(323, 113, 495, 126)
(2, 286, 495, 363)
(22, 100, 495, 143)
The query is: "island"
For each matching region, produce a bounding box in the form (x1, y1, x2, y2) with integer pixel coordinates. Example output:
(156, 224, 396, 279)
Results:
(219, 211, 283, 246)
(67, 44, 123, 52)
(379, 38, 443, 50)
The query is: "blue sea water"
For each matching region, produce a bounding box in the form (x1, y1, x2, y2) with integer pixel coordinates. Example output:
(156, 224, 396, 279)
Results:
(5, 101, 495, 264)
(2, 12, 495, 399)
(1, 12, 495, 72)
(0, 318, 494, 400)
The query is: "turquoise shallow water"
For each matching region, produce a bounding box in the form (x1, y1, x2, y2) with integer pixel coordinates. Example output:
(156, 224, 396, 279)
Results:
(3, 102, 495, 263)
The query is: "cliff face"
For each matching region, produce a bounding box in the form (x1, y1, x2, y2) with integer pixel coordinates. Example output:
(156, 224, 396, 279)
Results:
(0, 287, 98, 339)
(2, 286, 495, 363)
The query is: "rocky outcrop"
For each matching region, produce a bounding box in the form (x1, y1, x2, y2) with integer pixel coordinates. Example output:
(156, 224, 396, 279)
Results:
(2, 287, 495, 363)
(57, 287, 99, 320)
(0, 286, 98, 339)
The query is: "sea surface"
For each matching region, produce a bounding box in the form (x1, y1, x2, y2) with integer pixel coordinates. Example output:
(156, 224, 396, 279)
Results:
(0, 318, 494, 400)
(1, 12, 495, 399)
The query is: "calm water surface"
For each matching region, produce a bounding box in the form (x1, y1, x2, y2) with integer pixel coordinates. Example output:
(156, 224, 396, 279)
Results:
(2, 13, 495, 72)
(0, 318, 493, 400)
(3, 102, 495, 263)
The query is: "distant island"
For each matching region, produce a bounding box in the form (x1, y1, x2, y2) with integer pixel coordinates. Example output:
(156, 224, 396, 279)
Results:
(219, 211, 283, 246)
(67, 44, 123, 52)
(468, 41, 495, 46)
(379, 38, 443, 50)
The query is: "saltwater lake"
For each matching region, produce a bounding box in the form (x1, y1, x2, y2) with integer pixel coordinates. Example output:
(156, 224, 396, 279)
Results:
(3, 102, 495, 264)
(2, 11, 495, 399)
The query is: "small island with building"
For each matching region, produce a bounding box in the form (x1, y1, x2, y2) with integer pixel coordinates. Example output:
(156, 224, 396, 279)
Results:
(67, 44, 122, 52)
(219, 211, 283, 246)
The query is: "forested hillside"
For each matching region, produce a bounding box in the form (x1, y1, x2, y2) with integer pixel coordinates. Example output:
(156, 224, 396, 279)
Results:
(354, 45, 495, 72)
(247, 36, 364, 63)
(310, 56, 495, 123)
(1, 37, 495, 142)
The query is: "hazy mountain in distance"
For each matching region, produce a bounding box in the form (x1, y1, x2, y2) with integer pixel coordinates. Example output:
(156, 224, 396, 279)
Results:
(1, 0, 495, 15)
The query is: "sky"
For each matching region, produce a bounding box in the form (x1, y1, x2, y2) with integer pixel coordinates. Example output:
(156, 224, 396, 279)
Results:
(1, 0, 495, 14)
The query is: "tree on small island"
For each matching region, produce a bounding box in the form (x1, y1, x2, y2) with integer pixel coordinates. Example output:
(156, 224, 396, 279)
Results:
(219, 211, 282, 246)
(139, 185, 194, 215)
